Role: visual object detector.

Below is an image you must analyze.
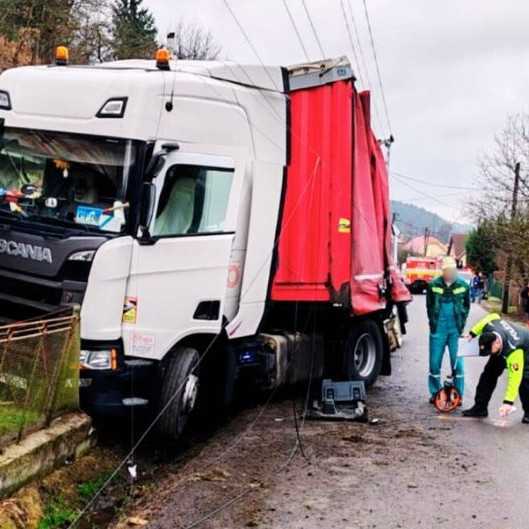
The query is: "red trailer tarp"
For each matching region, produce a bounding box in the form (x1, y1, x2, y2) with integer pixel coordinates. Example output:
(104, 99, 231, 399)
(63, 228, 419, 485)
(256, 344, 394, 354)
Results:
(271, 78, 410, 313)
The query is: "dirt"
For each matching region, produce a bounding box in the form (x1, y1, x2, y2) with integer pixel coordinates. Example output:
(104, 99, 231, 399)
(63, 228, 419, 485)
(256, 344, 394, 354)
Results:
(89, 378, 480, 529)
(12, 297, 522, 529)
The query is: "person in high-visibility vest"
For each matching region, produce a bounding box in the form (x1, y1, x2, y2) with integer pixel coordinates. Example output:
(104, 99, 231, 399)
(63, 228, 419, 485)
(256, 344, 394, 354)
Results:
(463, 313, 529, 422)
(426, 257, 470, 403)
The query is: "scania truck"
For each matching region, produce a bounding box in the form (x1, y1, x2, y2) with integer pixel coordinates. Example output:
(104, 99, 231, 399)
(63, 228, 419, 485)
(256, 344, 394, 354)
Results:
(0, 50, 410, 439)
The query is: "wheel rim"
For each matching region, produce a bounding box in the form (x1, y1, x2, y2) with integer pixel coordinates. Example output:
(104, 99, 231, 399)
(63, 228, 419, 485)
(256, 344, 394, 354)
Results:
(352, 333, 376, 378)
(182, 373, 199, 414)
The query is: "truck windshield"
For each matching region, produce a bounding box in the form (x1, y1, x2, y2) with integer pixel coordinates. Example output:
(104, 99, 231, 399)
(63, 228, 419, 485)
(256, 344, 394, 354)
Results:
(0, 127, 137, 233)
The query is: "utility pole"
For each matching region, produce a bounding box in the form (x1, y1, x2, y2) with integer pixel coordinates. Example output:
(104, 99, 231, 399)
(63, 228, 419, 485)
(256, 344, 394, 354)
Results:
(424, 227, 430, 257)
(502, 162, 521, 314)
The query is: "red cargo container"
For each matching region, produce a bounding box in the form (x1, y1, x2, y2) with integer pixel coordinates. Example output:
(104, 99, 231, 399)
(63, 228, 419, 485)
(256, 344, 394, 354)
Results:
(271, 73, 410, 315)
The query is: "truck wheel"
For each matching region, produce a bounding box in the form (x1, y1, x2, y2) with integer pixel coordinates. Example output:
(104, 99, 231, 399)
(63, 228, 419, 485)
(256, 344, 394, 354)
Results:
(158, 347, 200, 441)
(344, 320, 383, 387)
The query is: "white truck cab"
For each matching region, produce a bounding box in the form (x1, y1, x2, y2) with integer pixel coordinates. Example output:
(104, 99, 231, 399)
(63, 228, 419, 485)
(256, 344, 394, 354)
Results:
(0, 51, 409, 438)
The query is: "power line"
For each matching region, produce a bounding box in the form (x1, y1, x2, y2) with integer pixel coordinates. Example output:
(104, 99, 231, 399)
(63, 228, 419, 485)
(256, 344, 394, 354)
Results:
(282, 0, 311, 62)
(361, 0, 392, 135)
(347, 0, 369, 85)
(301, 0, 326, 58)
(399, 191, 464, 202)
(339, 0, 363, 85)
(392, 170, 478, 191)
(391, 172, 455, 210)
(345, 0, 383, 134)
(222, 0, 281, 91)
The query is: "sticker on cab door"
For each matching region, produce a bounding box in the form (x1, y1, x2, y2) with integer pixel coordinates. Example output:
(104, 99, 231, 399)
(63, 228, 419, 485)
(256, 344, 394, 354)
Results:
(122, 296, 138, 324)
(131, 333, 155, 356)
(338, 217, 351, 233)
(227, 263, 241, 289)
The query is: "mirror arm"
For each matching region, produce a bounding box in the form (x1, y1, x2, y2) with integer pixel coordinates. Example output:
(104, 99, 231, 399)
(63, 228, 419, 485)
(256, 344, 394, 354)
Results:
(138, 226, 156, 246)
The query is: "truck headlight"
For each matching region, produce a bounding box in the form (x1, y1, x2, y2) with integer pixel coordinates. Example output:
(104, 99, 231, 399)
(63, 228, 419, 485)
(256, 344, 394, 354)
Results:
(80, 349, 117, 370)
(68, 250, 95, 262)
(0, 91, 11, 110)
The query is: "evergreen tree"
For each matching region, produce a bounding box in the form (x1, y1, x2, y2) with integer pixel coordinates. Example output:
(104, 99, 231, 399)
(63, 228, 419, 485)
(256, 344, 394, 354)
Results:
(466, 223, 497, 274)
(111, 0, 157, 60)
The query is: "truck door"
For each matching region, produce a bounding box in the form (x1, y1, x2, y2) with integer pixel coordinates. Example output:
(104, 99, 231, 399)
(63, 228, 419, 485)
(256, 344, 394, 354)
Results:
(123, 152, 242, 360)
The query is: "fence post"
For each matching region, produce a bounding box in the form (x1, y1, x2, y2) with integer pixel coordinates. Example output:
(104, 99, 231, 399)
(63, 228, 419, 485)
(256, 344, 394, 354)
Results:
(16, 328, 45, 443)
(44, 311, 78, 425)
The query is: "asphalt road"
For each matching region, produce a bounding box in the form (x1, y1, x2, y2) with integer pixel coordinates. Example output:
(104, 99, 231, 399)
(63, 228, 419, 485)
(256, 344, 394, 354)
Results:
(387, 296, 529, 529)
(113, 297, 529, 529)
(399, 296, 529, 529)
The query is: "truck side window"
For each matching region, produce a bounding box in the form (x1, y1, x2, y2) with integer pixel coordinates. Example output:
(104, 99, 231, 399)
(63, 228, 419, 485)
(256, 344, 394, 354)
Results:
(153, 164, 233, 236)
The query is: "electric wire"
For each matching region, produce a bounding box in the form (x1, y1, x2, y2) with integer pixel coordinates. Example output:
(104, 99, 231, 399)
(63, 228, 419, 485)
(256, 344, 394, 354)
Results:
(391, 172, 457, 211)
(344, 0, 384, 133)
(347, 0, 370, 86)
(66, 144, 323, 529)
(392, 170, 478, 191)
(301, 0, 326, 58)
(339, 0, 364, 86)
(361, 0, 392, 135)
(222, 0, 281, 91)
(70, 10, 394, 524)
(282, 0, 311, 62)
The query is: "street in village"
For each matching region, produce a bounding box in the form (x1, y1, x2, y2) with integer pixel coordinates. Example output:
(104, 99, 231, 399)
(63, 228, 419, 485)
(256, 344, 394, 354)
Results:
(108, 296, 528, 529)
(3, 3, 529, 529)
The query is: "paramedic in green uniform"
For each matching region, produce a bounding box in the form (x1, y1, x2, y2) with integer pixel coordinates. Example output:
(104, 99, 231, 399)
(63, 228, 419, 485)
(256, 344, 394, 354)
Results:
(426, 257, 470, 403)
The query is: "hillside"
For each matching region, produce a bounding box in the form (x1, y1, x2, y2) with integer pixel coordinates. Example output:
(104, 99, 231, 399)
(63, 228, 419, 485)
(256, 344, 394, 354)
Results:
(391, 200, 472, 243)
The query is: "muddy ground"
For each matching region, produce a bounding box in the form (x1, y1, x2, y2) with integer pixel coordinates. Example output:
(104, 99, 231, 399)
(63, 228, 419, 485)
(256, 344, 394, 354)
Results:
(51, 296, 526, 529)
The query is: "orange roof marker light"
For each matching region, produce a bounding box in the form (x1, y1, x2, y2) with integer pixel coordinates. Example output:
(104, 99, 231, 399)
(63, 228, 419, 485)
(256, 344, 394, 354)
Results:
(156, 48, 171, 71)
(55, 46, 69, 66)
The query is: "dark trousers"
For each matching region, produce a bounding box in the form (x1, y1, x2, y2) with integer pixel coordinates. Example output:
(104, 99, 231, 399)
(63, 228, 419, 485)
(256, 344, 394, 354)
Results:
(474, 354, 529, 414)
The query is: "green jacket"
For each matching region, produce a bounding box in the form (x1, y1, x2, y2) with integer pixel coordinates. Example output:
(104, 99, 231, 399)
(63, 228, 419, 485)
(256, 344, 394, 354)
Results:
(471, 313, 529, 404)
(426, 276, 470, 334)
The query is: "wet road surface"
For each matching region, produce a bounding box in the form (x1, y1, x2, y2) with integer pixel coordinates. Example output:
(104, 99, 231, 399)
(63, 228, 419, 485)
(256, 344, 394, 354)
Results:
(111, 297, 529, 529)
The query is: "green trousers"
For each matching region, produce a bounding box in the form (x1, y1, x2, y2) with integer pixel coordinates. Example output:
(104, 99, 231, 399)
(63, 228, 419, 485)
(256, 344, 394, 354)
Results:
(429, 302, 464, 397)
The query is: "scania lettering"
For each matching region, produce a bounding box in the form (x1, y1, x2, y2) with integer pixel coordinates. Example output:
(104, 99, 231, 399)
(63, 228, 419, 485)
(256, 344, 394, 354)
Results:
(0, 52, 410, 439)
(0, 239, 53, 263)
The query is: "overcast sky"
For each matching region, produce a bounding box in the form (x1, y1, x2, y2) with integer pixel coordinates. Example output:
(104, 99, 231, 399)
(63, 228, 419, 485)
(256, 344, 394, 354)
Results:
(144, 0, 529, 223)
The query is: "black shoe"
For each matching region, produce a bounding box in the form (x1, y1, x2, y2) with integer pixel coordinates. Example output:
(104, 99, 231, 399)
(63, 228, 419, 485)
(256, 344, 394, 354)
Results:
(522, 415, 529, 424)
(462, 406, 488, 418)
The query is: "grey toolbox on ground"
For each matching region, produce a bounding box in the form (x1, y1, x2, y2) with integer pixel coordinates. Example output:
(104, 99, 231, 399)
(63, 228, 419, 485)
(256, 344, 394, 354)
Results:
(306, 379, 368, 422)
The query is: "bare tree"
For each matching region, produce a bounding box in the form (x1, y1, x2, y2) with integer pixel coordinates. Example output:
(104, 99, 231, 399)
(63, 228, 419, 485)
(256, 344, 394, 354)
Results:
(471, 113, 529, 285)
(166, 21, 221, 60)
(70, 0, 113, 63)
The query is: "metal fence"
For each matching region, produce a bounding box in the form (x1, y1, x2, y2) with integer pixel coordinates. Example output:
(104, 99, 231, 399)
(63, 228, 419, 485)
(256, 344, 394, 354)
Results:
(488, 278, 503, 300)
(0, 309, 80, 447)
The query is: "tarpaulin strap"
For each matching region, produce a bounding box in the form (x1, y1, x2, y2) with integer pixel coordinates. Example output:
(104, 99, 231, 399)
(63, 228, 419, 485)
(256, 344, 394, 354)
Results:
(354, 273, 384, 280)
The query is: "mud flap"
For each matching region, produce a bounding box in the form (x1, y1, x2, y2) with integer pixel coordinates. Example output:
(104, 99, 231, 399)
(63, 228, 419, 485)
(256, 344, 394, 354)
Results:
(381, 330, 392, 376)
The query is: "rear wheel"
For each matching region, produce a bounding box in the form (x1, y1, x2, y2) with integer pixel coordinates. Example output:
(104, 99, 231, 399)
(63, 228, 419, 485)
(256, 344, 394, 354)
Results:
(157, 347, 200, 441)
(343, 320, 383, 387)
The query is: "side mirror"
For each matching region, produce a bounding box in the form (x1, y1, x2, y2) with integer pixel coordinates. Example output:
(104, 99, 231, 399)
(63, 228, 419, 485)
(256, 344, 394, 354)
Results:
(145, 152, 165, 178)
(139, 182, 156, 243)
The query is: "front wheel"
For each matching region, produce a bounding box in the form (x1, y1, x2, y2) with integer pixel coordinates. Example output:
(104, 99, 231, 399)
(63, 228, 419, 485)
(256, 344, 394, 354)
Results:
(157, 347, 200, 441)
(343, 320, 384, 387)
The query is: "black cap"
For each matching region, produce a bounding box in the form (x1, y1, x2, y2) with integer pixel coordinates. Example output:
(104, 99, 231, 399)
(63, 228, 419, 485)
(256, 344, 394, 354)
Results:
(479, 332, 497, 356)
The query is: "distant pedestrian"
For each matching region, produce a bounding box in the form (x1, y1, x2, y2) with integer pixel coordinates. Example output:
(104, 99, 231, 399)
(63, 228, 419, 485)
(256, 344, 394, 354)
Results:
(471, 273, 484, 303)
(481, 273, 489, 300)
(426, 257, 471, 404)
(470, 273, 480, 303)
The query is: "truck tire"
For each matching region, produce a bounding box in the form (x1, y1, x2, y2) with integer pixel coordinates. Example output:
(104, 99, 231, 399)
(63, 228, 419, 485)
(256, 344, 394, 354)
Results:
(158, 347, 200, 441)
(344, 320, 383, 387)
